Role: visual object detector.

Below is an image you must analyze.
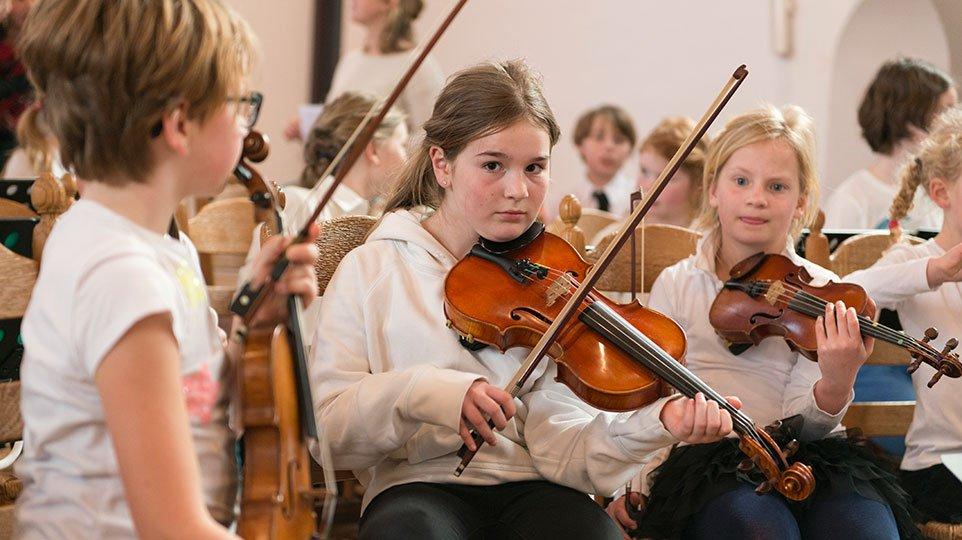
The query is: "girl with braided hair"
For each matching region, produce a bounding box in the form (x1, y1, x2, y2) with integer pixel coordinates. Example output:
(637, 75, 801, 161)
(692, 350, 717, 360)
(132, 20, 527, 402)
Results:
(847, 106, 962, 524)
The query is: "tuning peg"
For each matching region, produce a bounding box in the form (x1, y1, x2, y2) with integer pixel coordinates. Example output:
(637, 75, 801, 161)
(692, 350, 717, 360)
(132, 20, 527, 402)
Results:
(755, 480, 774, 494)
(907, 356, 924, 375)
(783, 440, 800, 458)
(942, 338, 958, 355)
(923, 327, 939, 343)
(928, 365, 950, 388)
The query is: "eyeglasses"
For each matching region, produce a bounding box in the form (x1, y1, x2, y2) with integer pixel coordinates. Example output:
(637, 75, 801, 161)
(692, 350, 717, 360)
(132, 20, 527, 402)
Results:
(229, 91, 263, 130)
(149, 90, 264, 137)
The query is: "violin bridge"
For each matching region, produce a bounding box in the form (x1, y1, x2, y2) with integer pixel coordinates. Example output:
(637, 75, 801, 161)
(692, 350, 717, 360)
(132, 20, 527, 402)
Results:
(764, 280, 787, 306)
(545, 276, 571, 307)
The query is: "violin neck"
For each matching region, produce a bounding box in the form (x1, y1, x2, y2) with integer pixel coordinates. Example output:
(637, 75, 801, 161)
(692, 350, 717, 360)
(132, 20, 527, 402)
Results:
(580, 302, 755, 436)
(287, 295, 319, 441)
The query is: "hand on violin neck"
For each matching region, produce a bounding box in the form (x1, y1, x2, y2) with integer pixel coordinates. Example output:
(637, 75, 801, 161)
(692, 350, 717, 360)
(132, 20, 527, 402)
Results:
(459, 380, 517, 451)
(247, 223, 320, 327)
(659, 392, 742, 444)
(927, 242, 962, 288)
(813, 300, 875, 414)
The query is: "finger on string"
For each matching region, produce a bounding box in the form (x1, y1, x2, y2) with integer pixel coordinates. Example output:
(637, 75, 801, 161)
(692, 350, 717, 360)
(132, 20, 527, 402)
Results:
(845, 307, 861, 342)
(823, 303, 838, 342)
(815, 315, 827, 348)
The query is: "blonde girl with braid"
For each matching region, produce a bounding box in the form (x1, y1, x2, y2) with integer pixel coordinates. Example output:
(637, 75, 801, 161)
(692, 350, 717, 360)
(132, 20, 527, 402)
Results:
(284, 0, 443, 141)
(847, 106, 962, 525)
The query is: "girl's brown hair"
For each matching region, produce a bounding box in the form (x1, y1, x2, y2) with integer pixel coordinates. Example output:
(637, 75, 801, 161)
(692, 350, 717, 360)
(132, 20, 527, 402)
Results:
(383, 59, 561, 213)
(572, 104, 637, 149)
(380, 0, 422, 54)
(18, 0, 256, 183)
(889, 106, 962, 231)
(639, 116, 710, 217)
(859, 58, 954, 155)
(696, 104, 819, 238)
(300, 92, 405, 188)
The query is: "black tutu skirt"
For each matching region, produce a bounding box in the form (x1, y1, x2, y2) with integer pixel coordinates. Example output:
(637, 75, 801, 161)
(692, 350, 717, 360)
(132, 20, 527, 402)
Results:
(632, 418, 920, 539)
(901, 464, 962, 523)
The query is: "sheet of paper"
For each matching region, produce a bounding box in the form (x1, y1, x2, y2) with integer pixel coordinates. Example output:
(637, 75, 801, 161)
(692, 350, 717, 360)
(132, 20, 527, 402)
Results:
(299, 104, 324, 140)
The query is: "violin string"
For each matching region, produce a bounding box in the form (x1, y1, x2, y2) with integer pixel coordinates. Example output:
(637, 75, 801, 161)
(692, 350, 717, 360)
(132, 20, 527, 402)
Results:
(502, 261, 781, 457)
(746, 280, 939, 361)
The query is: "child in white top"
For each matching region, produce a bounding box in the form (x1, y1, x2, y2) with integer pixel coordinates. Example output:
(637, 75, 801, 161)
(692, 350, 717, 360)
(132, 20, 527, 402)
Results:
(846, 106, 962, 524)
(285, 0, 443, 140)
(608, 105, 916, 539)
(547, 104, 636, 220)
(15, 2, 319, 538)
(825, 57, 956, 230)
(310, 60, 739, 540)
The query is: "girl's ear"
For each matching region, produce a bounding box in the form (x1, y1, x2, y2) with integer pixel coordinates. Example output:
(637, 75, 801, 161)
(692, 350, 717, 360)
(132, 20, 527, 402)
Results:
(429, 146, 451, 188)
(364, 140, 380, 166)
(707, 179, 720, 209)
(929, 176, 951, 209)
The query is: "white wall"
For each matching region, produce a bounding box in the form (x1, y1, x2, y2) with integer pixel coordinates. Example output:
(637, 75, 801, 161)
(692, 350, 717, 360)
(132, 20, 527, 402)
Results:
(229, 0, 315, 183)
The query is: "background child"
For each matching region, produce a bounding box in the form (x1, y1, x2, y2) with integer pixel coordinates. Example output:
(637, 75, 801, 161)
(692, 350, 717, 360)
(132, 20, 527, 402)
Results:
(847, 106, 962, 525)
(825, 57, 956, 230)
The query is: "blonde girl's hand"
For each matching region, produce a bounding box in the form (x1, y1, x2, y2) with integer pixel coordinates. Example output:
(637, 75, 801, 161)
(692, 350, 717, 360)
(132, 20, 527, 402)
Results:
(458, 380, 517, 451)
(659, 392, 742, 444)
(815, 300, 875, 389)
(247, 223, 320, 327)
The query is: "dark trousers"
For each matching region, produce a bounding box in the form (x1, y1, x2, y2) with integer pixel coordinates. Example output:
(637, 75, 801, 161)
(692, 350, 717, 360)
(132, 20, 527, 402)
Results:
(359, 480, 622, 540)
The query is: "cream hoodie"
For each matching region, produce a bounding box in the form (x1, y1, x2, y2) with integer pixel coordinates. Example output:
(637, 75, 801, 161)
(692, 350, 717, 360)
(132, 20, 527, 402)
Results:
(309, 209, 678, 510)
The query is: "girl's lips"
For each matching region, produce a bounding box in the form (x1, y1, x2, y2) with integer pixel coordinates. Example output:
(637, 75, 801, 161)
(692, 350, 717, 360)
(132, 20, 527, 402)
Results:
(739, 216, 767, 225)
(497, 211, 526, 222)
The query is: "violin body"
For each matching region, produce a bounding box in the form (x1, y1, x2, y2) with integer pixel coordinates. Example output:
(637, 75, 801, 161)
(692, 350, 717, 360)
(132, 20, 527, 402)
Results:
(444, 231, 678, 412)
(236, 324, 318, 540)
(710, 252, 873, 361)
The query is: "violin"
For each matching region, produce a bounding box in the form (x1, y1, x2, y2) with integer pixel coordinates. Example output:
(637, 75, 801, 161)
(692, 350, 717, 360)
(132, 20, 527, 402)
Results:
(710, 252, 962, 387)
(232, 131, 327, 540)
(444, 223, 815, 500)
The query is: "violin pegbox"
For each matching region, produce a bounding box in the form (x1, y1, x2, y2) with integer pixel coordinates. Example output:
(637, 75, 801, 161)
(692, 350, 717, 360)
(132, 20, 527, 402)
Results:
(909, 328, 962, 387)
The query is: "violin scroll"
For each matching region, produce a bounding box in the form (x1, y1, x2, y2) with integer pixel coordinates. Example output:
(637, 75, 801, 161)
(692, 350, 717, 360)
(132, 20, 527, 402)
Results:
(737, 428, 815, 502)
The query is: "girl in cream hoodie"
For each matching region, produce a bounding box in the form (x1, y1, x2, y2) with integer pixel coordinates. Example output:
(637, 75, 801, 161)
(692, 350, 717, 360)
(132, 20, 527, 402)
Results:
(309, 60, 741, 540)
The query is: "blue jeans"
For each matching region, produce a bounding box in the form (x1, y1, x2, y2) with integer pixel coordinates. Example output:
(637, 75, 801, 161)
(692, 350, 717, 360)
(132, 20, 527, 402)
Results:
(684, 483, 898, 540)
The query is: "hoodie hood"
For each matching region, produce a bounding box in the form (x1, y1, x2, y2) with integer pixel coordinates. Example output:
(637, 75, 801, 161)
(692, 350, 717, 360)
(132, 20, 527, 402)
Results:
(366, 209, 461, 272)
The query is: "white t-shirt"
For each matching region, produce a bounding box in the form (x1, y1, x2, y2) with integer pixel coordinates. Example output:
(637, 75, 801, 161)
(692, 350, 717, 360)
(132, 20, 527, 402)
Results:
(17, 200, 235, 538)
(327, 49, 444, 134)
(846, 240, 962, 471)
(824, 168, 942, 230)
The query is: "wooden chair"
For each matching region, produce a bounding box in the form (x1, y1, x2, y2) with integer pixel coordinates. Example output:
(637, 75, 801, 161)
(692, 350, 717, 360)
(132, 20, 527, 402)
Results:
(0, 172, 72, 536)
(546, 194, 619, 251)
(187, 197, 257, 332)
(590, 223, 701, 296)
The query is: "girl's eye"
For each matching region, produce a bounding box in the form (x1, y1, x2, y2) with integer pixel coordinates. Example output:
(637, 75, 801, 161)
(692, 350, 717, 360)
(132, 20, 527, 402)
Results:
(482, 161, 502, 172)
(526, 163, 545, 174)
(770, 182, 787, 192)
(734, 176, 748, 186)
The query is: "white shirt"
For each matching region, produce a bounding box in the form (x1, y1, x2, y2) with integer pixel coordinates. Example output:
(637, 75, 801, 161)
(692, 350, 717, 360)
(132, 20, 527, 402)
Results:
(327, 49, 444, 134)
(845, 240, 962, 471)
(310, 209, 680, 510)
(546, 168, 636, 221)
(238, 177, 370, 342)
(824, 169, 942, 230)
(17, 200, 235, 538)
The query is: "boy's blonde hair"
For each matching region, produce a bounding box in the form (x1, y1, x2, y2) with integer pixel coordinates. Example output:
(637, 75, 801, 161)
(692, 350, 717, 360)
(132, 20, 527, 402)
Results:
(383, 59, 561, 213)
(639, 116, 710, 216)
(18, 0, 256, 183)
(890, 106, 962, 228)
(696, 104, 819, 238)
(300, 92, 405, 188)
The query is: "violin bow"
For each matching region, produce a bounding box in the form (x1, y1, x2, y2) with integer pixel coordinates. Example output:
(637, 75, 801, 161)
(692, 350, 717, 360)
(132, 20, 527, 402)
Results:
(230, 0, 470, 320)
(455, 65, 749, 475)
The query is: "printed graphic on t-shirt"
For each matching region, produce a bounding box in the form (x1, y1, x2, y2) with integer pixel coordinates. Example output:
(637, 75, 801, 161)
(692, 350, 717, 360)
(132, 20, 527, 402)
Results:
(182, 362, 219, 424)
(175, 260, 206, 307)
